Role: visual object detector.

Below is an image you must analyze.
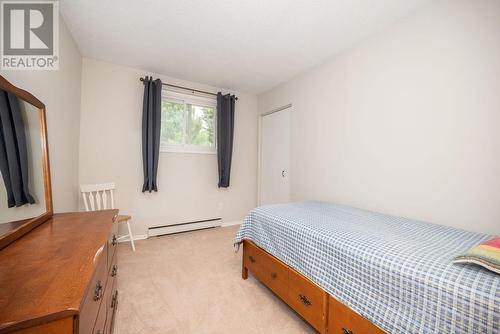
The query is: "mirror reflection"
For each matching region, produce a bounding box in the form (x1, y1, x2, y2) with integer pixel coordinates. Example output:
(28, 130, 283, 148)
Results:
(0, 89, 46, 225)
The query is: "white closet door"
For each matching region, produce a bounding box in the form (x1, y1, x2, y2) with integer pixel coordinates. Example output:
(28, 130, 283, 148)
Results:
(260, 108, 291, 205)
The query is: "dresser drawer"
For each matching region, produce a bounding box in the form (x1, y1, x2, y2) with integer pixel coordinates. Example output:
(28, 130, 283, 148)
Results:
(93, 284, 110, 334)
(104, 242, 118, 334)
(107, 223, 118, 270)
(79, 245, 108, 334)
(328, 296, 385, 334)
(243, 241, 288, 300)
(88, 251, 119, 334)
(287, 269, 328, 333)
(105, 276, 118, 334)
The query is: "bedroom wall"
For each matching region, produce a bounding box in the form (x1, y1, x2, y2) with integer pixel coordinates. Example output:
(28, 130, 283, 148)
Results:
(0, 17, 83, 213)
(258, 0, 500, 234)
(79, 58, 258, 237)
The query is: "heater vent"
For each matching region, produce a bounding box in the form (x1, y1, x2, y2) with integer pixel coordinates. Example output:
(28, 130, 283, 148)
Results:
(148, 218, 221, 237)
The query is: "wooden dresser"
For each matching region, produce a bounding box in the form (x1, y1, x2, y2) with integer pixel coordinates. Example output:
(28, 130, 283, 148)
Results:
(0, 210, 119, 334)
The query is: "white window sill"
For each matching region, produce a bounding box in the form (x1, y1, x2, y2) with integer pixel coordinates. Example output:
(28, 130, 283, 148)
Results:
(160, 146, 216, 155)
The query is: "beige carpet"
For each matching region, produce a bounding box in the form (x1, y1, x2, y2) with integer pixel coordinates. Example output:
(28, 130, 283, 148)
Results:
(115, 225, 316, 334)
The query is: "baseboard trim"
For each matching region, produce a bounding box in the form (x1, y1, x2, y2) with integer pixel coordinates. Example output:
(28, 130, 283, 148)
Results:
(221, 220, 242, 227)
(117, 234, 148, 242)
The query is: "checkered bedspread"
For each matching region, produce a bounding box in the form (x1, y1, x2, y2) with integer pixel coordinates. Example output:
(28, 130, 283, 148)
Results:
(234, 201, 499, 333)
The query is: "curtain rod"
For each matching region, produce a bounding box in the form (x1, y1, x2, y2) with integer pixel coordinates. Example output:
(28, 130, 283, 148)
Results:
(139, 78, 238, 100)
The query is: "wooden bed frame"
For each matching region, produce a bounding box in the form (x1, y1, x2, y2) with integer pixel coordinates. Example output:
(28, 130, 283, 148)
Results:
(241, 240, 386, 334)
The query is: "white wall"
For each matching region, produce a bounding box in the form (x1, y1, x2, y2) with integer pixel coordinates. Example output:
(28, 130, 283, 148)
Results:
(0, 18, 83, 213)
(79, 58, 258, 236)
(258, 0, 500, 234)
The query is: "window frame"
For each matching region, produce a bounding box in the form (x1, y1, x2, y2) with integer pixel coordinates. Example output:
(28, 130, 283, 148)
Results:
(160, 89, 217, 154)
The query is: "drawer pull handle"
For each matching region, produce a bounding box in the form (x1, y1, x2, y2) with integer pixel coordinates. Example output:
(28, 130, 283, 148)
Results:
(111, 290, 119, 309)
(93, 280, 103, 301)
(342, 328, 354, 334)
(271, 272, 277, 279)
(111, 264, 118, 277)
(112, 235, 117, 246)
(249, 255, 256, 263)
(299, 294, 312, 306)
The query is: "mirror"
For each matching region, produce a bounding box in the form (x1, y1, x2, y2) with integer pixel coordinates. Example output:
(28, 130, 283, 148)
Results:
(0, 75, 52, 249)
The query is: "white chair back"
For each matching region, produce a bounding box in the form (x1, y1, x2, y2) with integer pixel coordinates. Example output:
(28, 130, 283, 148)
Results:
(80, 183, 116, 211)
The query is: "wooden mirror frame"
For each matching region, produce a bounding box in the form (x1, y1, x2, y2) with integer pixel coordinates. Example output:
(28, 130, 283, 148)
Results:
(0, 75, 53, 249)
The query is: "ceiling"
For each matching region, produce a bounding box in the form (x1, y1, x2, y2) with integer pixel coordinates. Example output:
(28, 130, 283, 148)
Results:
(60, 0, 434, 94)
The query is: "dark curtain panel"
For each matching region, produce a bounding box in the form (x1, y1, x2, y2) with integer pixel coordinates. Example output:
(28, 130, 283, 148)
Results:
(216, 93, 236, 188)
(141, 76, 162, 192)
(0, 89, 35, 207)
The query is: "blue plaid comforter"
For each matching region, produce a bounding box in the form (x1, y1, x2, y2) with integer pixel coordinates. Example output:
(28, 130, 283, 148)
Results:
(235, 201, 499, 333)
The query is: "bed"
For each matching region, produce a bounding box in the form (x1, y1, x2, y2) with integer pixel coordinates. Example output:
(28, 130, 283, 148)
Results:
(235, 201, 499, 333)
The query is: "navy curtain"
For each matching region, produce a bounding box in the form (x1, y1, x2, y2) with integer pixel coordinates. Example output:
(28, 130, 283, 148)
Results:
(0, 89, 35, 207)
(141, 76, 162, 192)
(216, 93, 236, 188)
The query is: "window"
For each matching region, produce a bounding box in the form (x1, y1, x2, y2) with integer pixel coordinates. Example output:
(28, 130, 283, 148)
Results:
(161, 90, 216, 154)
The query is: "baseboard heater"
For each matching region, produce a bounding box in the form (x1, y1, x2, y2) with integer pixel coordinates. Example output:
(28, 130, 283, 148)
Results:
(148, 218, 222, 237)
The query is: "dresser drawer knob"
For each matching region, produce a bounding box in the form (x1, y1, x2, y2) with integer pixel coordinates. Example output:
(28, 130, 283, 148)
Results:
(93, 280, 103, 301)
(342, 328, 354, 334)
(111, 290, 119, 309)
(271, 272, 277, 279)
(249, 255, 256, 263)
(112, 235, 117, 246)
(111, 264, 118, 277)
(299, 294, 312, 306)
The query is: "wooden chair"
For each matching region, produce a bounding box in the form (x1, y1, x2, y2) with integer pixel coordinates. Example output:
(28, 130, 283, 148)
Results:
(80, 182, 136, 251)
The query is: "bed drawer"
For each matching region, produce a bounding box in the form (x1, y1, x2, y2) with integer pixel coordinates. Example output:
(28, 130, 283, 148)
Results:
(328, 296, 385, 334)
(258, 247, 288, 301)
(287, 269, 328, 333)
(243, 241, 288, 300)
(243, 240, 265, 277)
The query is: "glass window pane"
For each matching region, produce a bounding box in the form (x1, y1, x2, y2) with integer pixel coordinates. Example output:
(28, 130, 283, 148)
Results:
(161, 100, 185, 144)
(187, 104, 215, 147)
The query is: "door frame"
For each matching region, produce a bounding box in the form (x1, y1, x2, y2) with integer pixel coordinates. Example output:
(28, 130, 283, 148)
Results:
(257, 103, 292, 206)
